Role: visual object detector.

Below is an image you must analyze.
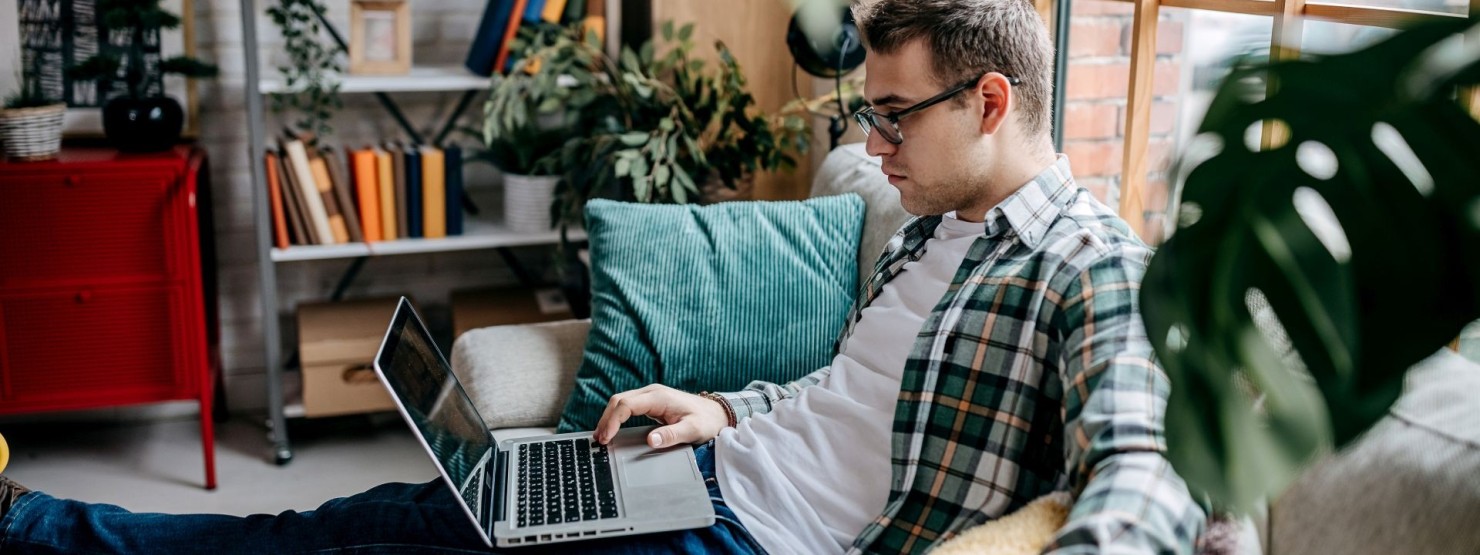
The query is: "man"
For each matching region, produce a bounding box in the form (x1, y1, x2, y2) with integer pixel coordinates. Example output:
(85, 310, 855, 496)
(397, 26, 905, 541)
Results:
(0, 0, 1206, 553)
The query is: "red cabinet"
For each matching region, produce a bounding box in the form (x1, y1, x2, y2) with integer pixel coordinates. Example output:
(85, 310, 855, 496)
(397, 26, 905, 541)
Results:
(0, 147, 217, 489)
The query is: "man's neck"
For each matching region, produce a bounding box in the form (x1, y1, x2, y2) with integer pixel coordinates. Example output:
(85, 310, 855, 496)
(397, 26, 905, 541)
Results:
(955, 142, 1059, 222)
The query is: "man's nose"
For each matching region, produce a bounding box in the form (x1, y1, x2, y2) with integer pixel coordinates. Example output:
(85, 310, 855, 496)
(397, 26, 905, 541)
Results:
(864, 129, 897, 158)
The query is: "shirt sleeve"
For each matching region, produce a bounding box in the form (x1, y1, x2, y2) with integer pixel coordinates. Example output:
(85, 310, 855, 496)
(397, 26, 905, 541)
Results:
(1043, 248, 1206, 554)
(715, 366, 831, 420)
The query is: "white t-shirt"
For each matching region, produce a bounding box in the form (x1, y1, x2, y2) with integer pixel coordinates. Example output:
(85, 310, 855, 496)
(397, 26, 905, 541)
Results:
(715, 213, 985, 554)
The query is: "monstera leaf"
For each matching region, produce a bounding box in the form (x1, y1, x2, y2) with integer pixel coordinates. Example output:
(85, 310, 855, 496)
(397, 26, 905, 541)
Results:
(1143, 15, 1480, 513)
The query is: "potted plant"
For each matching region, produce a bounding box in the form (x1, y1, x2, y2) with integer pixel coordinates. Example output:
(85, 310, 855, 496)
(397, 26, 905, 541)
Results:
(66, 0, 218, 152)
(1, 70, 66, 162)
(503, 22, 812, 231)
(267, 0, 343, 142)
(1143, 13, 1480, 518)
(1, 18, 66, 161)
(481, 23, 581, 233)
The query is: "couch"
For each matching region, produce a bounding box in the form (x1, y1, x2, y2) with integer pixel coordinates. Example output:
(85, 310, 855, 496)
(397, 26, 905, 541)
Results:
(449, 144, 1480, 554)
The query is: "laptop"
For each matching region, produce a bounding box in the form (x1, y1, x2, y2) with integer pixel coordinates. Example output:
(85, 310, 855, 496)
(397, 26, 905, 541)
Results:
(372, 297, 716, 548)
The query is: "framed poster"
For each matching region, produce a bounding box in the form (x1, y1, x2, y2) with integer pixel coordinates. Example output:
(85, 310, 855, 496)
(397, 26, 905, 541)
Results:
(349, 0, 411, 75)
(7, 0, 199, 137)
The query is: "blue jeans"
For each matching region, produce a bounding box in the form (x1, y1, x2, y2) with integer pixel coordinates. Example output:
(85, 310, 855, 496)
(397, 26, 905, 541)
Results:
(0, 443, 764, 554)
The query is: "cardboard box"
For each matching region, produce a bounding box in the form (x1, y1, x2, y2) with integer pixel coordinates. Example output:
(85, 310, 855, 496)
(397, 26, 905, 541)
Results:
(297, 296, 402, 418)
(451, 286, 574, 337)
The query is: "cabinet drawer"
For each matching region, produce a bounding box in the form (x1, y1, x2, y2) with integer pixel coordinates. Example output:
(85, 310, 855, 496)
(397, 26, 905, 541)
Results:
(0, 171, 185, 288)
(0, 285, 193, 408)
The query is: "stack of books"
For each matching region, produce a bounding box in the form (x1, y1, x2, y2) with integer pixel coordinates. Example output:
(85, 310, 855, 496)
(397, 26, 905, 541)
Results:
(264, 138, 467, 249)
(464, 0, 607, 77)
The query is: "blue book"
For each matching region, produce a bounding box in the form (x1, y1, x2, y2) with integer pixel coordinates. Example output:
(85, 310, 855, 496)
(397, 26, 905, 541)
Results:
(503, 0, 547, 73)
(445, 146, 465, 236)
(405, 147, 423, 238)
(464, 0, 519, 77)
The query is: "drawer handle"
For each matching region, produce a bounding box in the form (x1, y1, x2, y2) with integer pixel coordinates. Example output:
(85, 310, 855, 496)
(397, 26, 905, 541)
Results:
(341, 364, 379, 385)
(75, 291, 92, 303)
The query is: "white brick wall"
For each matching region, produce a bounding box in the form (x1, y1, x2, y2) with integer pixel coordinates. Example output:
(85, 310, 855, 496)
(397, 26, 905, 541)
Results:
(192, 1, 536, 413)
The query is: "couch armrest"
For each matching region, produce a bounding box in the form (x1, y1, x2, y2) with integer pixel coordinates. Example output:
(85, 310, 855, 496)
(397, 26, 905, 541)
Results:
(451, 319, 592, 430)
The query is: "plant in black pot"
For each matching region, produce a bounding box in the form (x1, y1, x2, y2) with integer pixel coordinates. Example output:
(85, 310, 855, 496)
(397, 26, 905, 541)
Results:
(67, 0, 218, 152)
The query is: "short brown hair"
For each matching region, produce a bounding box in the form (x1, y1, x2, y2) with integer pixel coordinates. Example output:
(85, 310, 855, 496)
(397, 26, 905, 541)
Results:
(853, 0, 1054, 136)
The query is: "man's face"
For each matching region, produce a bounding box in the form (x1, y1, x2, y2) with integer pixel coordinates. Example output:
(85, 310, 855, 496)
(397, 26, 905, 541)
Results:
(862, 40, 993, 217)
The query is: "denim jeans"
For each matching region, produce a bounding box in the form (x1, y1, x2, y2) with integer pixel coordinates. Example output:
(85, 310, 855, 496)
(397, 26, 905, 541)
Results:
(0, 443, 764, 554)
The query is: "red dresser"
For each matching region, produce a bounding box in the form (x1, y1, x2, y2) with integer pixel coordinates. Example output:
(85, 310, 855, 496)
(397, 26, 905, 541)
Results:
(0, 147, 218, 489)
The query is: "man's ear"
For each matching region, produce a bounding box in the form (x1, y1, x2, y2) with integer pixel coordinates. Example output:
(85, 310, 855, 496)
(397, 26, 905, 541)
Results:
(977, 73, 1014, 135)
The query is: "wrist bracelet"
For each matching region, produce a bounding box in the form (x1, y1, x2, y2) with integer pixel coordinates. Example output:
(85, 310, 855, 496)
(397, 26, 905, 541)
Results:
(698, 391, 737, 428)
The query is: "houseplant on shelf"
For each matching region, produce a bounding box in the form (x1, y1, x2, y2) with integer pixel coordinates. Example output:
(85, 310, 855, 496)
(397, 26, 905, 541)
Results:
(1, 40, 66, 161)
(503, 22, 813, 231)
(66, 0, 218, 152)
(267, 0, 343, 142)
(1142, 12, 1480, 522)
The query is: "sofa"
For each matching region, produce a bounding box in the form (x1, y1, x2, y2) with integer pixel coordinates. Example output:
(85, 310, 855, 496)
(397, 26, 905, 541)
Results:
(449, 144, 1480, 554)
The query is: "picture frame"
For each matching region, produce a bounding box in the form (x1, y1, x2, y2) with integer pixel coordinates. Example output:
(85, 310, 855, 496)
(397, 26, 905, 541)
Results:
(349, 0, 411, 75)
(3, 0, 201, 138)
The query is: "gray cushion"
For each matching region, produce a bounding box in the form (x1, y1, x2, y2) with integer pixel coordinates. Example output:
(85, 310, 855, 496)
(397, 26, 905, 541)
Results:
(809, 143, 910, 286)
(1269, 350, 1480, 554)
(450, 319, 591, 429)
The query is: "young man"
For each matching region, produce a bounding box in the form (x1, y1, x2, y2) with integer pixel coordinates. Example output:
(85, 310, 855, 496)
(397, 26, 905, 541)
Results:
(0, 0, 1206, 553)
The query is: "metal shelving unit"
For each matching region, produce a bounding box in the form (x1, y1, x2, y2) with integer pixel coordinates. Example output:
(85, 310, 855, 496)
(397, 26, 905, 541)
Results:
(238, 0, 584, 465)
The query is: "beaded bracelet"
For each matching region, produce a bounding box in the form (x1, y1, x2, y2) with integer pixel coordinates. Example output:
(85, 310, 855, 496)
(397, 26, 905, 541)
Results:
(698, 391, 737, 428)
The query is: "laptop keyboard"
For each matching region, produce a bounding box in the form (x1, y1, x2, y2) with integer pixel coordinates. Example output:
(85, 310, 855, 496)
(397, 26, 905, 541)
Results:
(516, 438, 619, 527)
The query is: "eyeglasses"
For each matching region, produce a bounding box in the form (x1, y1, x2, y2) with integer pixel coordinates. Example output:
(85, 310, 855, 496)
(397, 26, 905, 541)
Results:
(853, 74, 1021, 145)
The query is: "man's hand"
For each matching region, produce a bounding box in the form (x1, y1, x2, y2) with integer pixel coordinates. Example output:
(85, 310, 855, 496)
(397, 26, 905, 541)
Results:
(594, 384, 729, 448)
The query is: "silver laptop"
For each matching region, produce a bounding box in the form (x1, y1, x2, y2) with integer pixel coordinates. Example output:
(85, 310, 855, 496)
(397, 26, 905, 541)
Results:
(372, 297, 715, 548)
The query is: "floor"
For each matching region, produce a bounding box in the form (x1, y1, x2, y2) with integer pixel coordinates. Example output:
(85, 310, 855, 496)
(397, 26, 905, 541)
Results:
(1, 412, 437, 516)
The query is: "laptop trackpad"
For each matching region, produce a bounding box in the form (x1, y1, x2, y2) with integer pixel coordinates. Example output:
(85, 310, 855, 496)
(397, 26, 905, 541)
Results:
(622, 450, 698, 488)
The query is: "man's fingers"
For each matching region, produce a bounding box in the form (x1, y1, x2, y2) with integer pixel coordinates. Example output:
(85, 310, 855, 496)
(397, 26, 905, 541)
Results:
(597, 391, 662, 444)
(648, 420, 699, 448)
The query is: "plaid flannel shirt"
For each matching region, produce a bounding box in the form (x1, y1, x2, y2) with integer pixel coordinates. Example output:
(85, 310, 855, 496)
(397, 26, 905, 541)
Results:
(717, 157, 1205, 554)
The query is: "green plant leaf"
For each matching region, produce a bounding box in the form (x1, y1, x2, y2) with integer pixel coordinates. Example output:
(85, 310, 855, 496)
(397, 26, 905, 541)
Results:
(619, 132, 649, 147)
(1145, 16, 1480, 514)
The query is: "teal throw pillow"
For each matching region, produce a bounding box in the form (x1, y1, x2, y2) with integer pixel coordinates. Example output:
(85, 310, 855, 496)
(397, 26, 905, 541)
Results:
(556, 195, 865, 433)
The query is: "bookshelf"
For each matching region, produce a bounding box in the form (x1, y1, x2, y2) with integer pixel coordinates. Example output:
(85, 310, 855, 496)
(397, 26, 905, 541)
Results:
(238, 0, 603, 465)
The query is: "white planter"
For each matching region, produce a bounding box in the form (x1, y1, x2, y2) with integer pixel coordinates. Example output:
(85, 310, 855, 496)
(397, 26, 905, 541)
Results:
(503, 173, 560, 233)
(0, 104, 66, 161)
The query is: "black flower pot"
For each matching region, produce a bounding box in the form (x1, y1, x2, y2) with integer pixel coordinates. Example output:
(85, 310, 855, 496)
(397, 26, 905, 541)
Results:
(103, 96, 184, 152)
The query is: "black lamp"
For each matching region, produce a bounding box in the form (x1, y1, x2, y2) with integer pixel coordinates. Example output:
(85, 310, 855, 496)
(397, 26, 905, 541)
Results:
(786, 3, 865, 150)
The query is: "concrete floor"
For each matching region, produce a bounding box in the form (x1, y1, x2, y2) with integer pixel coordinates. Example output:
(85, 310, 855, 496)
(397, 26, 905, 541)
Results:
(1, 412, 436, 516)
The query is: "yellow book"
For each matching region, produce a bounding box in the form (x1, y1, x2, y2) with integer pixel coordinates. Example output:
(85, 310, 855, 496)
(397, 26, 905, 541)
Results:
(541, 0, 567, 23)
(376, 148, 397, 240)
(421, 146, 447, 239)
(310, 156, 351, 244)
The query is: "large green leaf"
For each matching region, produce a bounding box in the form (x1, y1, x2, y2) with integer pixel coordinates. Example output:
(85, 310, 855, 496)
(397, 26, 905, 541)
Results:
(1143, 15, 1480, 513)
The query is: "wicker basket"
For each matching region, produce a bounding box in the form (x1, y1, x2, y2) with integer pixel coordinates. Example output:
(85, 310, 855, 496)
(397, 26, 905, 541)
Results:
(0, 104, 66, 161)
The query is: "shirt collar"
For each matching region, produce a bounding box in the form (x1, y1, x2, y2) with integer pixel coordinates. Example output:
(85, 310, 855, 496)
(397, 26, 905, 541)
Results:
(982, 155, 1076, 249)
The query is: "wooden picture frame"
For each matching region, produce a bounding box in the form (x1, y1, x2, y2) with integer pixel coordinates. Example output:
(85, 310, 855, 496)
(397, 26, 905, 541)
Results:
(349, 0, 411, 75)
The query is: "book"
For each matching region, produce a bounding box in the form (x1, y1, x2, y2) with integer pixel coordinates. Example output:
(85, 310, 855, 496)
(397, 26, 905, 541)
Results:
(583, 0, 605, 43)
(264, 149, 291, 249)
(376, 147, 398, 240)
(445, 146, 465, 236)
(390, 143, 409, 238)
(541, 0, 566, 23)
(352, 148, 383, 242)
(504, 0, 547, 73)
(421, 146, 447, 239)
(493, 0, 530, 76)
(405, 146, 424, 238)
(464, 0, 519, 77)
(309, 153, 350, 244)
(282, 139, 335, 245)
(276, 145, 315, 245)
(561, 0, 586, 25)
(322, 145, 365, 244)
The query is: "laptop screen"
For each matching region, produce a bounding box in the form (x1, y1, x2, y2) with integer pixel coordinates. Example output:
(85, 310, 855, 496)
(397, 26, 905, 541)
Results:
(375, 299, 494, 506)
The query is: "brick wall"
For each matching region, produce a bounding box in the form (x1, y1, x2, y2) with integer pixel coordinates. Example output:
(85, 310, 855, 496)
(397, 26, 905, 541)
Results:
(193, 1, 537, 412)
(1060, 0, 1187, 245)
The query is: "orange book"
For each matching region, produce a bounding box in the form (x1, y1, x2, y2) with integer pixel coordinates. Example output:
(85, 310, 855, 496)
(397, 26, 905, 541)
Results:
(375, 148, 398, 240)
(492, 0, 529, 75)
(421, 146, 447, 239)
(265, 150, 291, 249)
(351, 148, 383, 242)
(310, 155, 350, 244)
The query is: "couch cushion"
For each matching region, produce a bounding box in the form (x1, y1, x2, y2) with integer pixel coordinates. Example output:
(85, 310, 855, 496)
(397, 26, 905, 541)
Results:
(809, 143, 911, 286)
(556, 195, 865, 433)
(451, 319, 591, 429)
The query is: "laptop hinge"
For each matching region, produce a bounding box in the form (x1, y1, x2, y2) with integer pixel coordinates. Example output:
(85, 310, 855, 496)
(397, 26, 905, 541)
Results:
(492, 445, 508, 525)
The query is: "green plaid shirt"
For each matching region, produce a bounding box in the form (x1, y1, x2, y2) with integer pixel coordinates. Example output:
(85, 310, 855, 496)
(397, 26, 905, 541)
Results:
(718, 157, 1205, 554)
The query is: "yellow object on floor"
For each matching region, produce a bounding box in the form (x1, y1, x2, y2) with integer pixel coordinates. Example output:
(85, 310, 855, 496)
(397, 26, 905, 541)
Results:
(0, 432, 8, 474)
(931, 491, 1072, 555)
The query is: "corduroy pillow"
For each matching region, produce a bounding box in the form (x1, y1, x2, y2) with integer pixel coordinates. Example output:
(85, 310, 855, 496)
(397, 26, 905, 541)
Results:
(555, 195, 865, 433)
